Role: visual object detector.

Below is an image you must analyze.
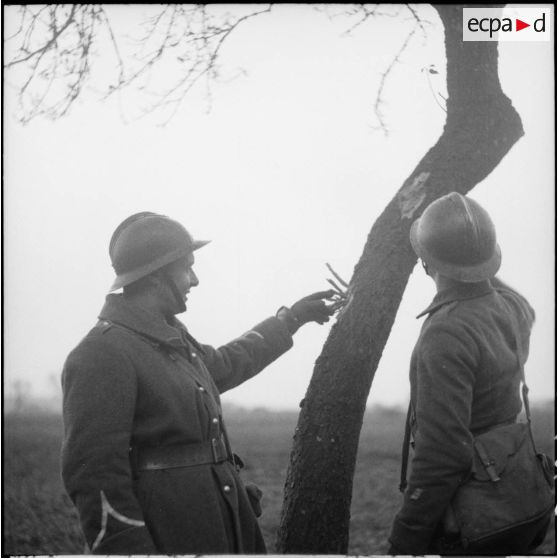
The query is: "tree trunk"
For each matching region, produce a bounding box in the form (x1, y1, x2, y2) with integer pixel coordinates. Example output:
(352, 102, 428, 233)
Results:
(276, 5, 523, 554)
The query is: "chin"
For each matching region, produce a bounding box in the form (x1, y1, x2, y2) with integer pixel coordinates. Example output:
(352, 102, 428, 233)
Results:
(167, 302, 186, 317)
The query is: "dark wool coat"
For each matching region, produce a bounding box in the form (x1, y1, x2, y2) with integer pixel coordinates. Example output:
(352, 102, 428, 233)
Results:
(389, 278, 535, 554)
(61, 294, 293, 554)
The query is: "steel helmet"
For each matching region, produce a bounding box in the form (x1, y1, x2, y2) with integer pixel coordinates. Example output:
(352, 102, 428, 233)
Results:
(409, 192, 501, 282)
(108, 212, 209, 292)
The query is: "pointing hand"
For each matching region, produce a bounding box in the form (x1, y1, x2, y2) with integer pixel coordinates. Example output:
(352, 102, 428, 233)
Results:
(277, 290, 337, 334)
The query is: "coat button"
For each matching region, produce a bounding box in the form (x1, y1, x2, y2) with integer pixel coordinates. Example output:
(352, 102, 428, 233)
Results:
(223, 485, 231, 493)
(198, 386, 205, 392)
(191, 352, 197, 358)
(212, 418, 219, 424)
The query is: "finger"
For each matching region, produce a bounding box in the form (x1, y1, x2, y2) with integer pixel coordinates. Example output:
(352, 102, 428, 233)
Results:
(308, 300, 333, 313)
(326, 278, 345, 295)
(316, 300, 337, 312)
(303, 289, 337, 301)
(329, 299, 346, 311)
(309, 306, 335, 319)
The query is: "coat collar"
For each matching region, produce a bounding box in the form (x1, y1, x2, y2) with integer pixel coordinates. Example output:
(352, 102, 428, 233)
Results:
(416, 280, 494, 319)
(99, 294, 187, 348)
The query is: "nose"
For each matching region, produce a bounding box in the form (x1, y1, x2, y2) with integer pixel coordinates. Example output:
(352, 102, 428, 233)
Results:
(189, 269, 199, 288)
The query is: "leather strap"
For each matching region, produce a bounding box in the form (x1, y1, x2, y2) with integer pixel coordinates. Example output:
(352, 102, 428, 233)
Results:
(399, 403, 413, 493)
(507, 306, 539, 455)
(131, 438, 229, 472)
(474, 437, 501, 482)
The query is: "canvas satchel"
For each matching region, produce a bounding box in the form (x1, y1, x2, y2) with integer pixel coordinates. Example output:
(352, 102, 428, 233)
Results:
(442, 419, 554, 546)
(441, 303, 555, 546)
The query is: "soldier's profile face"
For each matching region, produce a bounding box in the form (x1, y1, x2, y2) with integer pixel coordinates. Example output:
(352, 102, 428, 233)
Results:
(169, 252, 198, 306)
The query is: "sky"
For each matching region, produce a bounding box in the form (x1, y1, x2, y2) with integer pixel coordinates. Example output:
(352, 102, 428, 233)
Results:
(3, 4, 555, 410)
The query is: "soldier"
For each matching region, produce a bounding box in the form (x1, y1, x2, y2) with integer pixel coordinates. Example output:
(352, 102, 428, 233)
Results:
(61, 212, 336, 554)
(388, 192, 550, 555)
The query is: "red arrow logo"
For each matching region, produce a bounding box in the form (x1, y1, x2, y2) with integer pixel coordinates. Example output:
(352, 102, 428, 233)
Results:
(516, 18, 530, 31)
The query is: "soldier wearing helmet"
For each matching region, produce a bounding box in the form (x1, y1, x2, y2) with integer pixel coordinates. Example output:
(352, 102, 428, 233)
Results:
(388, 192, 550, 555)
(61, 212, 336, 554)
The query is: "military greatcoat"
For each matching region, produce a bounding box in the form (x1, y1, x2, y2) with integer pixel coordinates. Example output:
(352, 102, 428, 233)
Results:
(61, 293, 293, 554)
(389, 278, 535, 554)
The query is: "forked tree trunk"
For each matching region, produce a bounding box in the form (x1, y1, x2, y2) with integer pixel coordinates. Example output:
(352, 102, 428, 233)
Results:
(276, 5, 523, 554)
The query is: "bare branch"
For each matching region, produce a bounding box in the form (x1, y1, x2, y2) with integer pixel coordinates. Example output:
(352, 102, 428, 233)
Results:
(404, 4, 429, 40)
(4, 5, 105, 122)
(5, 3, 430, 127)
(341, 5, 379, 35)
(98, 7, 126, 88)
(373, 25, 418, 135)
(114, 4, 274, 123)
(4, 6, 28, 41)
(331, 4, 430, 133)
(1, 3, 273, 123)
(6, 5, 77, 68)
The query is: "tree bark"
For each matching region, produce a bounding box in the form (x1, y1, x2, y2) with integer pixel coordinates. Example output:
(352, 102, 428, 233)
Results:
(276, 5, 523, 554)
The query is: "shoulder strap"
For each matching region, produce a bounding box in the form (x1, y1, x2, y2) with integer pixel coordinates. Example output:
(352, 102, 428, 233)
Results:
(399, 403, 413, 493)
(508, 306, 539, 454)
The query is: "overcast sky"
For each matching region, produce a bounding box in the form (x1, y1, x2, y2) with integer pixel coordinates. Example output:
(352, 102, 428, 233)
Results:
(4, 4, 554, 410)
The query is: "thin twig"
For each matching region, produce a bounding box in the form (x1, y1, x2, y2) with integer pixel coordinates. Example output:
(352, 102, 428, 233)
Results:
(326, 263, 349, 288)
(327, 278, 346, 295)
(404, 4, 428, 40)
(422, 65, 447, 113)
(374, 25, 418, 135)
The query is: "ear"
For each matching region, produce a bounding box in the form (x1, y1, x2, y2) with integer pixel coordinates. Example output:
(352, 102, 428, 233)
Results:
(145, 271, 165, 290)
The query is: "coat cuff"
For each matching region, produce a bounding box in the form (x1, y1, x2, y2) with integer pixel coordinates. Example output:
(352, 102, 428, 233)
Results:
(92, 525, 158, 554)
(389, 516, 436, 555)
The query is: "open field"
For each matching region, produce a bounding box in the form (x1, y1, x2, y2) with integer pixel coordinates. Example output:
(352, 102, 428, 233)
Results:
(4, 403, 555, 555)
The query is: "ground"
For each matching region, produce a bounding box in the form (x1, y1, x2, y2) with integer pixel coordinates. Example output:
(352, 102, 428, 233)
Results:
(4, 403, 555, 555)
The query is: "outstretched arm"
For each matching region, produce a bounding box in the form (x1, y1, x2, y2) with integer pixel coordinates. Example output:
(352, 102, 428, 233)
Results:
(202, 290, 336, 393)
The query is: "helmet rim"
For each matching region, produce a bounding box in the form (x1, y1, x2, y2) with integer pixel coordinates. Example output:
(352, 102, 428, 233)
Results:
(108, 212, 210, 292)
(109, 239, 209, 292)
(410, 212, 501, 283)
